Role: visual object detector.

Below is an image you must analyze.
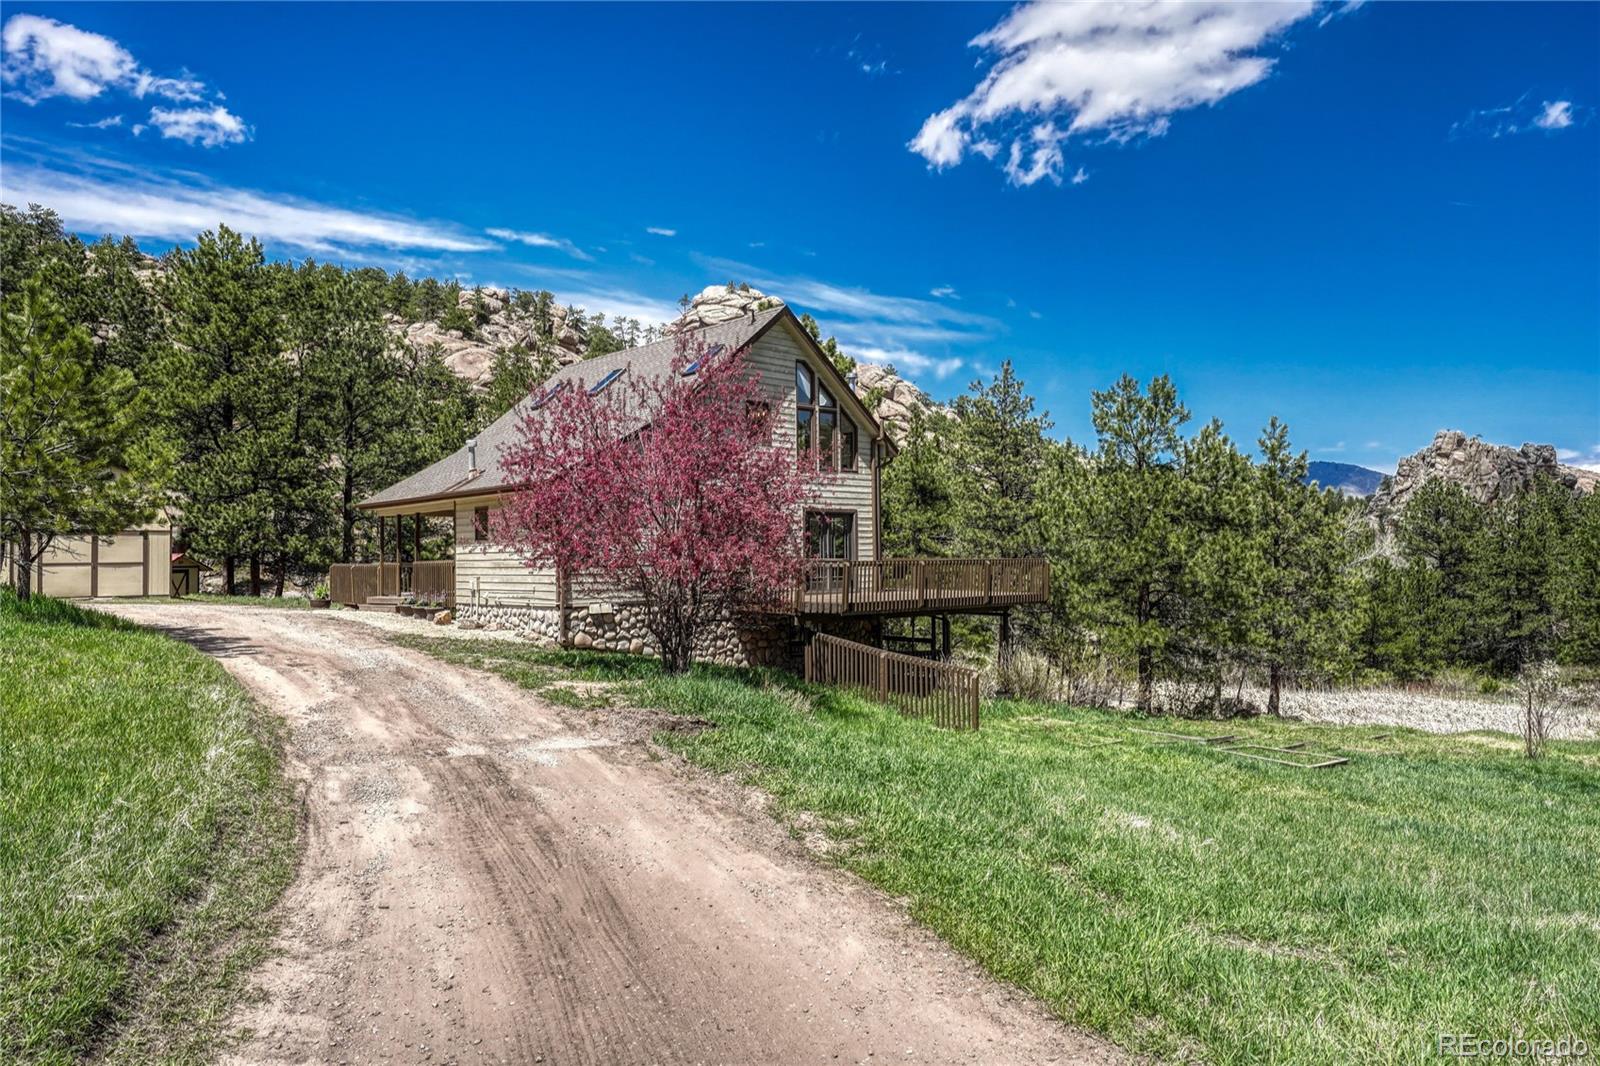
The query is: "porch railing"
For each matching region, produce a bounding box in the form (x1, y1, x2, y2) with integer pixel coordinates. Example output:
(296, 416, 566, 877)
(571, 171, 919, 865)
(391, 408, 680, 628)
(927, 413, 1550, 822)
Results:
(792, 557, 1048, 615)
(329, 561, 454, 607)
(804, 632, 980, 730)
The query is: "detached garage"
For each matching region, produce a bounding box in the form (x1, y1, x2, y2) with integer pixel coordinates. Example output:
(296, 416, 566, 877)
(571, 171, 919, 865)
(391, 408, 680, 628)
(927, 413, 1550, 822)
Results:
(9, 518, 173, 599)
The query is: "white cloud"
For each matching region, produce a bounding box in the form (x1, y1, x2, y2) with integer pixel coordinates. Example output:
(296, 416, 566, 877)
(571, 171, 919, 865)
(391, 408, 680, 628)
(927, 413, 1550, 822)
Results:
(1453, 95, 1590, 139)
(4, 14, 216, 105)
(910, 1, 1315, 185)
(1535, 100, 1575, 131)
(2, 14, 135, 102)
(147, 104, 248, 147)
(849, 345, 965, 381)
(67, 113, 122, 130)
(131, 71, 204, 102)
(0, 158, 496, 255)
(485, 227, 593, 261)
(556, 286, 680, 327)
(694, 255, 998, 387)
(645, 226, 677, 237)
(929, 285, 958, 299)
(1028, 309, 1043, 320)
(1070, 166, 1090, 185)
(2, 14, 246, 146)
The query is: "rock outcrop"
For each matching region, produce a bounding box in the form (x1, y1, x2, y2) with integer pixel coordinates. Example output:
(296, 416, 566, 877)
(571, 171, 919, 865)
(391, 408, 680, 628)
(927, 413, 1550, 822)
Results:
(392, 288, 590, 386)
(668, 283, 783, 332)
(852, 361, 936, 445)
(1369, 429, 1597, 520)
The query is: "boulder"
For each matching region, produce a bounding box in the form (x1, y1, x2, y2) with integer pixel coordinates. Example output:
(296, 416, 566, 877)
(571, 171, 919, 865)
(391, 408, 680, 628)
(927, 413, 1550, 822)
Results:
(573, 632, 594, 649)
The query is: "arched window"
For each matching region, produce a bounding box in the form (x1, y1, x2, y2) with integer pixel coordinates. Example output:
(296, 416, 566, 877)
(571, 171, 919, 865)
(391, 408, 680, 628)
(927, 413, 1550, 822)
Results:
(795, 362, 856, 471)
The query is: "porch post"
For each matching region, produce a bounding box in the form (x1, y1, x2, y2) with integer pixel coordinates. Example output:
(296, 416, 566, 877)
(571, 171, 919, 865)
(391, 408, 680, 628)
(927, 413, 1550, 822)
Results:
(412, 513, 422, 564)
(378, 517, 387, 596)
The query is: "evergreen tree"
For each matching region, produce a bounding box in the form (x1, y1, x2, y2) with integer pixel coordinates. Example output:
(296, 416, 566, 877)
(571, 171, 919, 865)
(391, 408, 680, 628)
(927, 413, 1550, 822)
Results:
(154, 226, 287, 594)
(1394, 477, 1484, 664)
(1555, 491, 1600, 664)
(880, 409, 958, 557)
(0, 279, 169, 599)
(797, 312, 854, 376)
(1252, 418, 1361, 713)
(1468, 476, 1572, 671)
(949, 361, 1051, 560)
(476, 342, 557, 431)
(1176, 420, 1262, 710)
(1041, 374, 1189, 711)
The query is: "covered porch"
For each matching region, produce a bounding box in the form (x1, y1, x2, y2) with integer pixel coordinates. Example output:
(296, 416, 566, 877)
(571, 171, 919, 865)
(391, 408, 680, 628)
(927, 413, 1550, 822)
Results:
(330, 503, 456, 610)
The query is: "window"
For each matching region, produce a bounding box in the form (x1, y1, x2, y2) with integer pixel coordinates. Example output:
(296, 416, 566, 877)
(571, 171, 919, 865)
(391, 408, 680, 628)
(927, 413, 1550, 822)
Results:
(805, 511, 855, 560)
(794, 362, 856, 470)
(473, 506, 489, 543)
(745, 399, 772, 439)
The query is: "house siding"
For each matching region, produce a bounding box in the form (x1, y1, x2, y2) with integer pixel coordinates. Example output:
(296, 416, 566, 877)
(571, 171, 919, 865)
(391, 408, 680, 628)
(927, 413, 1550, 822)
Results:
(452, 499, 557, 608)
(445, 317, 882, 609)
(747, 320, 879, 560)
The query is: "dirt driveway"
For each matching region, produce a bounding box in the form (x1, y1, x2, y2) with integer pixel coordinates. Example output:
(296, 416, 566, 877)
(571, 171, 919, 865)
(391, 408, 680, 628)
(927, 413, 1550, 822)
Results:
(105, 602, 1116, 1066)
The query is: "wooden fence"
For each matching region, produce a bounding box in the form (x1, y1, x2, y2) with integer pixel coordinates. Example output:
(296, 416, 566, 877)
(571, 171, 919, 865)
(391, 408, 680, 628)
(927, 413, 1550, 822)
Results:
(794, 557, 1048, 615)
(329, 561, 454, 606)
(804, 632, 981, 731)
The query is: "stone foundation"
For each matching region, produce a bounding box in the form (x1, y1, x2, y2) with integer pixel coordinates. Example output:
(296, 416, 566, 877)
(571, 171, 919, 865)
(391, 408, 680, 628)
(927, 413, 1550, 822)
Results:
(453, 600, 803, 668)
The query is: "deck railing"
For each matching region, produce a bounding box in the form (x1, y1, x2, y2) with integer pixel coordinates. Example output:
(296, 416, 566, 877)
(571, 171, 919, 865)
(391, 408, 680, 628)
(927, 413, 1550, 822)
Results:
(804, 632, 980, 730)
(329, 561, 454, 606)
(792, 557, 1048, 615)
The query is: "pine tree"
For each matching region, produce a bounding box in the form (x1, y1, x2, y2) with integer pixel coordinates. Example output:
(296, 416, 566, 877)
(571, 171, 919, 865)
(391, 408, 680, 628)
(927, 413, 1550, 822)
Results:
(1468, 476, 1572, 671)
(880, 409, 958, 557)
(1554, 491, 1600, 664)
(154, 226, 287, 594)
(1041, 374, 1189, 712)
(1178, 420, 1262, 711)
(0, 279, 169, 599)
(1252, 418, 1361, 713)
(1393, 477, 1484, 664)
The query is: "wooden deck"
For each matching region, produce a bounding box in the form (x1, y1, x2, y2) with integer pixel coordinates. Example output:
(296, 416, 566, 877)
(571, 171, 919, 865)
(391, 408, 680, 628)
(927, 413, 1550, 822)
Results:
(327, 556, 1048, 618)
(789, 557, 1048, 616)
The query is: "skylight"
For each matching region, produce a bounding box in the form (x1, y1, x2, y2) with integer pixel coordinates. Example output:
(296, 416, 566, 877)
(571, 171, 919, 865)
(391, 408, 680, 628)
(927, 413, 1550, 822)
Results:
(682, 343, 725, 375)
(529, 380, 570, 410)
(588, 368, 625, 394)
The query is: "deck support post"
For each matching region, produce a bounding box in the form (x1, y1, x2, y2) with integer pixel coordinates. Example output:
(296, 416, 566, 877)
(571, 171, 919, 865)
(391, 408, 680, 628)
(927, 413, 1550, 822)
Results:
(998, 609, 1012, 664)
(940, 615, 951, 660)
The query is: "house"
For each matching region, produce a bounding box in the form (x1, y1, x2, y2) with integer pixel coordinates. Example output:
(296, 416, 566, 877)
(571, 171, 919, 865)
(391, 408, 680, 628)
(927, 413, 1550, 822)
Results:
(337, 303, 1047, 665)
(4, 515, 173, 599)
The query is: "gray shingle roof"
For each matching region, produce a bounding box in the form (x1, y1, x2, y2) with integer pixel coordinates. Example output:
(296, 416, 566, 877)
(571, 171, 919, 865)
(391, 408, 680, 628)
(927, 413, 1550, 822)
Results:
(359, 305, 789, 509)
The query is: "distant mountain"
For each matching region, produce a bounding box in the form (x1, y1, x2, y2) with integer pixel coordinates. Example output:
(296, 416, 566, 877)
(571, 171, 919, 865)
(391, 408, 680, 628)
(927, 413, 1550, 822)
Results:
(1305, 461, 1386, 497)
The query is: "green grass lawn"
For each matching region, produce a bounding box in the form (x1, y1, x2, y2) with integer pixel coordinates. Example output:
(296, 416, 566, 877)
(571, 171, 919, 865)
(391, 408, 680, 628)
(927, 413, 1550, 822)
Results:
(116, 593, 319, 609)
(393, 633, 1600, 1064)
(0, 591, 297, 1065)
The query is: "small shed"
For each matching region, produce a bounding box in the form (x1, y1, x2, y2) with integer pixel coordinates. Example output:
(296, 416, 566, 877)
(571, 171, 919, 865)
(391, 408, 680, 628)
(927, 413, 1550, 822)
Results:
(169, 550, 209, 596)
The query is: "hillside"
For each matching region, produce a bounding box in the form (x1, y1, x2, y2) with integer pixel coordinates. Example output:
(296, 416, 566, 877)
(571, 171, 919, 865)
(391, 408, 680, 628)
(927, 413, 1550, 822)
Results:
(1305, 461, 1385, 497)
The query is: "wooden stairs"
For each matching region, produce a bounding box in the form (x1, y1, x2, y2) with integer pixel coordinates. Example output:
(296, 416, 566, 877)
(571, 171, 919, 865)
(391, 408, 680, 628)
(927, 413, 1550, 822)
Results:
(361, 595, 405, 613)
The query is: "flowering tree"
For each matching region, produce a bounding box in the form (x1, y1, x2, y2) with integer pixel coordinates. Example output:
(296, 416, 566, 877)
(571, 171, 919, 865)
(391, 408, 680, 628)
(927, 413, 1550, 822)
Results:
(494, 337, 827, 672)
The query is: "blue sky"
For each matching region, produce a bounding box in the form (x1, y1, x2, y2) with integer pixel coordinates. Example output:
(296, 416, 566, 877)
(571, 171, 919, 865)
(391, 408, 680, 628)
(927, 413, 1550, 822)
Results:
(2, 2, 1596, 471)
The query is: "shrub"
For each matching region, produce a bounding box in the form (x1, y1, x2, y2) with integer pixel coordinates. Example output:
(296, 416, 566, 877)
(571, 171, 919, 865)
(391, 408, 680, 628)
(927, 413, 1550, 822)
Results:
(989, 647, 1058, 703)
